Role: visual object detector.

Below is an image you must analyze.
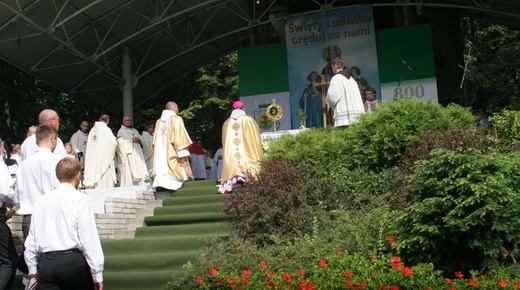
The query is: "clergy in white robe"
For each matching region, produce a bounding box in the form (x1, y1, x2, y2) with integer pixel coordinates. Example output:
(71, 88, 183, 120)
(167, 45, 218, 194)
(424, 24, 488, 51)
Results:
(151, 102, 193, 191)
(325, 57, 365, 128)
(211, 147, 223, 180)
(116, 116, 147, 187)
(189, 139, 206, 180)
(83, 115, 117, 189)
(141, 124, 154, 171)
(70, 120, 89, 153)
(217, 101, 263, 194)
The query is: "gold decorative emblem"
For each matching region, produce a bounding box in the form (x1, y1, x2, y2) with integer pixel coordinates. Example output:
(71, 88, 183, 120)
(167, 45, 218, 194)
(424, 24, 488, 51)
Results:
(266, 99, 283, 132)
(232, 122, 240, 131)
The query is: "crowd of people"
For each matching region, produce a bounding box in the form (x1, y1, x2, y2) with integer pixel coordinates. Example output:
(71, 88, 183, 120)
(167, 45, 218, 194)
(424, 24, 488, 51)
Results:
(0, 100, 265, 290)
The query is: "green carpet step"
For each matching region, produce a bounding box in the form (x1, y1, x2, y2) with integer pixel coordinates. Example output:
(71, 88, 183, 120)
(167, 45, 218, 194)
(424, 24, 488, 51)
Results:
(104, 252, 200, 272)
(181, 180, 218, 189)
(162, 194, 227, 206)
(172, 186, 219, 197)
(154, 202, 224, 215)
(144, 212, 230, 226)
(102, 235, 222, 254)
(103, 269, 182, 290)
(134, 222, 231, 238)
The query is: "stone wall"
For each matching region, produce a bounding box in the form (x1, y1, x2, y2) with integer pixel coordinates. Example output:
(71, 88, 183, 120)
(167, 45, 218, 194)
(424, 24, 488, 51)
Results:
(6, 186, 164, 244)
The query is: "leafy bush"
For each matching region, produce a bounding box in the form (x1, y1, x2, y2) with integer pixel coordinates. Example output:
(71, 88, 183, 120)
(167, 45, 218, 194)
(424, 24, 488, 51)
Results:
(266, 99, 475, 173)
(342, 99, 475, 170)
(222, 158, 334, 245)
(264, 126, 351, 174)
(166, 208, 401, 289)
(167, 236, 520, 289)
(329, 167, 413, 211)
(398, 149, 520, 274)
(488, 109, 520, 152)
(402, 126, 489, 168)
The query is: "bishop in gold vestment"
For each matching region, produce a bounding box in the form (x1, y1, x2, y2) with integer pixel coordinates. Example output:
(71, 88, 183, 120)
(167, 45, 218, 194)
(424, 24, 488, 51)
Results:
(217, 101, 263, 194)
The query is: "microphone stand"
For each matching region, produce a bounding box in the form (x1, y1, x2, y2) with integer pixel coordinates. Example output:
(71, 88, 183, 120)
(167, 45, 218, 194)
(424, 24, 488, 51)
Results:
(394, 64, 407, 100)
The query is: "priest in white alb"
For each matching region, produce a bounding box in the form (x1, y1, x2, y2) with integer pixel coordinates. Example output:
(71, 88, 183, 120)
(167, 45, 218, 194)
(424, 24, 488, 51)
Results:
(83, 115, 117, 189)
(325, 57, 365, 128)
(151, 101, 193, 191)
(116, 115, 147, 187)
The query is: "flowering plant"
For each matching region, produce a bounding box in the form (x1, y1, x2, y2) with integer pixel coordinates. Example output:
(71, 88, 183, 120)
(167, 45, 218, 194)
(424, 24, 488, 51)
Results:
(190, 236, 520, 289)
(144, 170, 155, 183)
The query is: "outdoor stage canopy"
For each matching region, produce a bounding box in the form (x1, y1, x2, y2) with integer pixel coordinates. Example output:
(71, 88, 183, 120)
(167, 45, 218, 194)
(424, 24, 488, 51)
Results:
(0, 0, 518, 117)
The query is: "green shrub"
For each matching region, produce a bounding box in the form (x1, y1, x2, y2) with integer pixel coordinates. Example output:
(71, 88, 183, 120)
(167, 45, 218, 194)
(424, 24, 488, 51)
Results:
(266, 99, 475, 173)
(398, 149, 520, 274)
(166, 207, 401, 289)
(402, 126, 489, 169)
(264, 126, 351, 174)
(488, 109, 520, 152)
(167, 238, 520, 289)
(222, 158, 334, 245)
(329, 167, 413, 211)
(343, 99, 475, 170)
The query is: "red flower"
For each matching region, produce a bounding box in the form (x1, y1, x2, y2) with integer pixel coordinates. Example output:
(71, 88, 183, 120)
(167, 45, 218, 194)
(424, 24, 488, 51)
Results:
(392, 263, 402, 270)
(208, 268, 217, 277)
(379, 286, 387, 290)
(216, 279, 224, 285)
(455, 271, 464, 278)
(498, 279, 508, 287)
(371, 271, 376, 277)
(241, 276, 250, 284)
(265, 281, 271, 288)
(346, 281, 354, 288)
(468, 278, 479, 286)
(344, 271, 353, 278)
(268, 272, 276, 279)
(196, 276, 204, 284)
(390, 256, 401, 263)
(318, 259, 328, 267)
(390, 286, 399, 290)
(337, 247, 343, 255)
(295, 269, 304, 276)
(402, 267, 413, 277)
(260, 261, 268, 269)
(274, 283, 280, 289)
(371, 255, 378, 260)
(282, 273, 293, 282)
(446, 278, 452, 284)
(229, 277, 238, 283)
(515, 281, 520, 289)
(242, 269, 252, 277)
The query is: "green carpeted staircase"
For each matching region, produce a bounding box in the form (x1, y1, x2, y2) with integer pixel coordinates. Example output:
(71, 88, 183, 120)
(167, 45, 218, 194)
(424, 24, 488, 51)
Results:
(101, 179, 229, 290)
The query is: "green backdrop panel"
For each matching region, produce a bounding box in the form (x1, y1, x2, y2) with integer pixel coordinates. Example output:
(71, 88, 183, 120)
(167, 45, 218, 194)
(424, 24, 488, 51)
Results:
(238, 43, 289, 96)
(376, 23, 436, 83)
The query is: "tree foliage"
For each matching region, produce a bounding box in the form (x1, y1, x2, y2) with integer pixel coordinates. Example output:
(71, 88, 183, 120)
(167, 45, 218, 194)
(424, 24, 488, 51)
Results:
(462, 19, 520, 110)
(133, 53, 238, 151)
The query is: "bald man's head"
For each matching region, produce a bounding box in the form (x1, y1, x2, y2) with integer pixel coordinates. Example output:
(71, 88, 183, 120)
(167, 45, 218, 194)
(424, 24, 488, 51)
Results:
(39, 109, 60, 132)
(166, 102, 178, 113)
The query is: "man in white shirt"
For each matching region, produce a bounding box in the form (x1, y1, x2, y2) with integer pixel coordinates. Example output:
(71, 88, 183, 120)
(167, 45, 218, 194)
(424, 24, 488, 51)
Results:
(20, 109, 67, 161)
(116, 115, 147, 187)
(16, 125, 63, 240)
(25, 158, 104, 290)
(141, 123, 154, 171)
